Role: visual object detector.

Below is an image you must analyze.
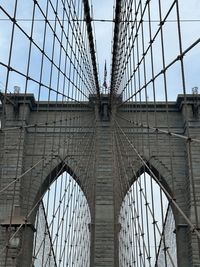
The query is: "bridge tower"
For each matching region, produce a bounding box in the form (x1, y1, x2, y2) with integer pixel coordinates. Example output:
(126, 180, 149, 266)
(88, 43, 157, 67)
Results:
(0, 94, 200, 266)
(0, 0, 200, 266)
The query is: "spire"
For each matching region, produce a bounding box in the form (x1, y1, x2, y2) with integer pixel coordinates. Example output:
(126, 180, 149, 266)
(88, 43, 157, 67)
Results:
(103, 60, 108, 90)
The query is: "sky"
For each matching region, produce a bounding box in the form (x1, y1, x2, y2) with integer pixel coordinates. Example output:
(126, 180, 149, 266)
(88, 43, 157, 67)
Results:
(0, 0, 200, 100)
(91, 0, 200, 99)
(90, 0, 114, 87)
(0, 0, 114, 99)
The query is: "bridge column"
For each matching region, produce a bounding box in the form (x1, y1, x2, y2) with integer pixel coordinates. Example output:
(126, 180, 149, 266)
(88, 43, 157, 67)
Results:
(0, 100, 34, 267)
(92, 120, 116, 267)
(180, 97, 200, 266)
(90, 95, 119, 267)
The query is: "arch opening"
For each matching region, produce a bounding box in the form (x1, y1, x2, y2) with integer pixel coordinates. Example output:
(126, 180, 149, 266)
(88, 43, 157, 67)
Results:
(32, 171, 91, 267)
(119, 171, 177, 266)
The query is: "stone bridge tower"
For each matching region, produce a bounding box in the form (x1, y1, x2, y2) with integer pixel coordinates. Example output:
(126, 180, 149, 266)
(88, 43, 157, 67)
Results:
(0, 94, 200, 267)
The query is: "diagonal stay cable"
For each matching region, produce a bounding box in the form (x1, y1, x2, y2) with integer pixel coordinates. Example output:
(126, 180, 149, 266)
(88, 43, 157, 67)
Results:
(154, 203, 171, 266)
(40, 201, 58, 267)
(0, 113, 92, 132)
(117, 114, 200, 144)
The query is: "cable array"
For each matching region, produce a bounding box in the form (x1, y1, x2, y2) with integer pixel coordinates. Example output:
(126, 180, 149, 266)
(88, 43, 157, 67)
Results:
(111, 0, 200, 265)
(0, 0, 98, 266)
(0, 0, 99, 102)
(33, 173, 91, 266)
(114, 120, 177, 266)
(111, 0, 200, 102)
(0, 0, 200, 266)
